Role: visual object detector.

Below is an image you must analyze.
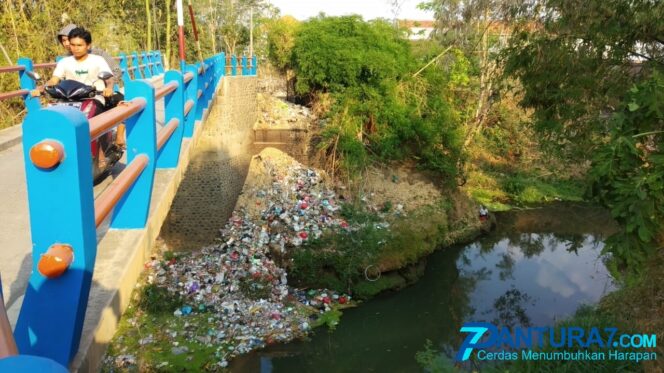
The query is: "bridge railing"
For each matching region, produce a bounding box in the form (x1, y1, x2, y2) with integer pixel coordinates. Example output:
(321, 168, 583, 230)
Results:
(0, 51, 257, 367)
(0, 49, 258, 111)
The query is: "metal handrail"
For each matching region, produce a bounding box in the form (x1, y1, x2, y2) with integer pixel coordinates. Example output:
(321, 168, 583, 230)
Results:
(33, 62, 57, 69)
(184, 99, 194, 116)
(89, 98, 147, 140)
(0, 89, 29, 102)
(94, 154, 149, 227)
(156, 118, 180, 151)
(0, 66, 25, 73)
(154, 81, 178, 101)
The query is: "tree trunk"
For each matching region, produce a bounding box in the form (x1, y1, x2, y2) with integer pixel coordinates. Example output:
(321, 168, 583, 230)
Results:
(465, 10, 493, 149)
(165, 0, 172, 69)
(5, 1, 21, 57)
(208, 0, 217, 53)
(145, 0, 152, 50)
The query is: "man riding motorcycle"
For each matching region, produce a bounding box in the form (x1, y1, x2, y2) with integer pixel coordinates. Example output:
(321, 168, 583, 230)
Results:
(57, 24, 126, 150)
(33, 27, 117, 171)
(56, 24, 123, 87)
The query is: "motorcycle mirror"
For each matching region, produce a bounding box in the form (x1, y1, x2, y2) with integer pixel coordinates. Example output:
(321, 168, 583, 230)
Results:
(25, 71, 41, 81)
(97, 71, 114, 81)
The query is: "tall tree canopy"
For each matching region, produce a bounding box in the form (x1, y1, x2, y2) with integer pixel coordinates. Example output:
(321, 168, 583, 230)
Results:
(503, 0, 664, 271)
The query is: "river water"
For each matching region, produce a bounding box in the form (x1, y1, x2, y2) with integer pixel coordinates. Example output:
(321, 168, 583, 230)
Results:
(232, 203, 618, 372)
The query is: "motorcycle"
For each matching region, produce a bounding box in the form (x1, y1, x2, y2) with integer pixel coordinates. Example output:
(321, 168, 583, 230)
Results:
(27, 71, 124, 184)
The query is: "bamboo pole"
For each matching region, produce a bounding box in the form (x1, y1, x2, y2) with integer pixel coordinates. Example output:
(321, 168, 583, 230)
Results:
(412, 45, 452, 78)
(145, 0, 153, 50)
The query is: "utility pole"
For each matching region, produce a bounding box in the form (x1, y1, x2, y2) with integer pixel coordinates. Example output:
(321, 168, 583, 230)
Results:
(176, 0, 185, 70)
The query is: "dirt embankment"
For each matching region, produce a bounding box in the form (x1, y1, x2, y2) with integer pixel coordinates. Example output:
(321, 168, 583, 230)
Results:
(250, 86, 487, 293)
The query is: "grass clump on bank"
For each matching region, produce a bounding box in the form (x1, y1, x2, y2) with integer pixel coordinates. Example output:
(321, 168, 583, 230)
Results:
(103, 282, 223, 372)
(466, 169, 585, 211)
(289, 203, 391, 295)
(290, 194, 481, 299)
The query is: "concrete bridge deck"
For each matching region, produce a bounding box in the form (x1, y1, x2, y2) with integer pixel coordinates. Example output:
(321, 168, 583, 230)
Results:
(0, 75, 258, 372)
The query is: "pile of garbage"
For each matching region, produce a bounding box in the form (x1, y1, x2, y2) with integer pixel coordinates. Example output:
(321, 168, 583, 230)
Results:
(113, 148, 362, 369)
(255, 93, 311, 129)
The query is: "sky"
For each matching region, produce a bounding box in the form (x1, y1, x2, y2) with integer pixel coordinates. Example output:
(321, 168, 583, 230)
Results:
(268, 0, 434, 21)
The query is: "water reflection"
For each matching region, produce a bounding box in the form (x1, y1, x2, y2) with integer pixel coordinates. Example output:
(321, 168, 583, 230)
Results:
(232, 204, 617, 372)
(463, 233, 615, 329)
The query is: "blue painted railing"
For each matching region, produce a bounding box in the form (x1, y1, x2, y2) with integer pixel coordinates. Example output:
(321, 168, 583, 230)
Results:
(0, 51, 257, 369)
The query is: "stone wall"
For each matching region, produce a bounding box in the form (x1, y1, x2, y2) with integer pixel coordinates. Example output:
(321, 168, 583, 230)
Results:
(160, 76, 257, 250)
(252, 127, 310, 164)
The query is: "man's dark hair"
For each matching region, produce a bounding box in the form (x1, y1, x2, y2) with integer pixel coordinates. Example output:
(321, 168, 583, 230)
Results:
(68, 27, 92, 44)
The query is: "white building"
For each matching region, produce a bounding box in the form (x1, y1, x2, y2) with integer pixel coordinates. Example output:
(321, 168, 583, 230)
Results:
(400, 20, 435, 40)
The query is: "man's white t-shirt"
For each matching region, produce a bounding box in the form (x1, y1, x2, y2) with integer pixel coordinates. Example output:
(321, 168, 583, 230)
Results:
(52, 54, 112, 93)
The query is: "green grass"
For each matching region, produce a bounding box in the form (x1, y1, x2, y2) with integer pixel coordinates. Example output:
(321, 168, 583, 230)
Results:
(103, 304, 226, 372)
(103, 281, 228, 372)
(311, 308, 343, 330)
(352, 272, 407, 299)
(465, 169, 585, 210)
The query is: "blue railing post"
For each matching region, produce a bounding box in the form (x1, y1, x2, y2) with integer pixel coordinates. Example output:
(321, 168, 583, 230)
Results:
(195, 63, 205, 121)
(157, 70, 185, 169)
(252, 55, 258, 76)
(131, 52, 143, 79)
(241, 55, 248, 76)
(0, 356, 68, 372)
(141, 52, 152, 78)
(15, 107, 96, 366)
(231, 55, 238, 76)
(220, 52, 226, 82)
(211, 56, 217, 84)
(153, 51, 165, 74)
(17, 58, 41, 113)
(110, 80, 157, 228)
(118, 53, 131, 82)
(144, 52, 153, 76)
(183, 65, 198, 138)
(204, 59, 213, 105)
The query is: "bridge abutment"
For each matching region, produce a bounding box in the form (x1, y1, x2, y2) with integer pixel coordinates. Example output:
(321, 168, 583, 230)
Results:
(161, 76, 258, 250)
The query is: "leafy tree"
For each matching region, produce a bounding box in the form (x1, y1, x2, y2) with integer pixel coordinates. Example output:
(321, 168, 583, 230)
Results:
(504, 0, 663, 152)
(589, 73, 664, 271)
(291, 15, 411, 95)
(290, 16, 465, 183)
(264, 16, 299, 71)
(503, 0, 664, 271)
(195, 0, 276, 56)
(419, 0, 517, 148)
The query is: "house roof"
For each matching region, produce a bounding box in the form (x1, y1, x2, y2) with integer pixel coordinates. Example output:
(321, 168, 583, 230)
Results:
(398, 20, 435, 28)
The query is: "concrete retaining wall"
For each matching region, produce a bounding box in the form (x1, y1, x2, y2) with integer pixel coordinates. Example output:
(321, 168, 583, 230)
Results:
(160, 77, 258, 250)
(252, 127, 309, 164)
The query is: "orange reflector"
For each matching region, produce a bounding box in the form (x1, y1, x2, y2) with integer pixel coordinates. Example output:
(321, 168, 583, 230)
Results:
(29, 140, 64, 169)
(38, 244, 74, 279)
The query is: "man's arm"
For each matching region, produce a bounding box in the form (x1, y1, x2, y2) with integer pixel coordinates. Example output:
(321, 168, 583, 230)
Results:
(95, 56, 115, 97)
(102, 77, 115, 97)
(30, 75, 61, 97)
